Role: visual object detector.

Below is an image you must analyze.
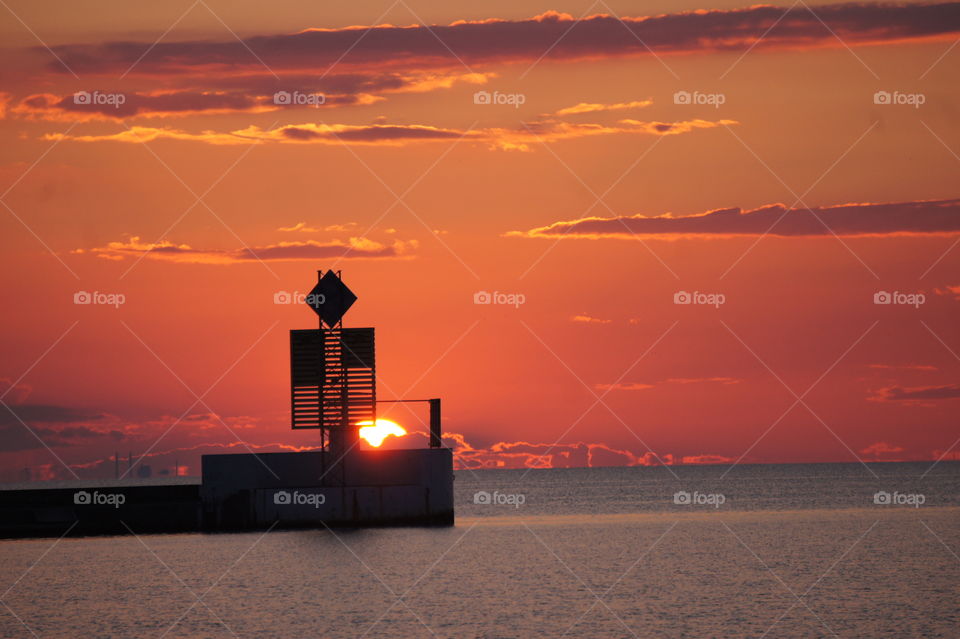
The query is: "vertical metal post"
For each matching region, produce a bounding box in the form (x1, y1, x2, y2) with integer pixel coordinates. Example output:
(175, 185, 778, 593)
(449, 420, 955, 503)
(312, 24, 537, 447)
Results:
(317, 270, 326, 480)
(429, 398, 441, 448)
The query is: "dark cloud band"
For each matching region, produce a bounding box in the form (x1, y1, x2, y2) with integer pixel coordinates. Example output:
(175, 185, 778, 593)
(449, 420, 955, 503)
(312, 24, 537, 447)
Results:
(44, 3, 960, 75)
(512, 198, 960, 239)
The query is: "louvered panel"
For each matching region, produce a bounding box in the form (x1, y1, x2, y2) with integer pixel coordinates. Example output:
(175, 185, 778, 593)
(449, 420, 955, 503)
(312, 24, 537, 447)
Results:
(290, 327, 375, 430)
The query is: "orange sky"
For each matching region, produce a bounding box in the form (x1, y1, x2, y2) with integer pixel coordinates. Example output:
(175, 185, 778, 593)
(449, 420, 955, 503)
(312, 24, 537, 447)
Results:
(1, 0, 958, 480)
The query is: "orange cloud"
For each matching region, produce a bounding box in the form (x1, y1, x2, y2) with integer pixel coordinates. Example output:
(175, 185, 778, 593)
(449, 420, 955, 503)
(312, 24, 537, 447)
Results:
(42, 117, 734, 148)
(7, 72, 493, 121)
(869, 384, 960, 402)
(277, 222, 360, 233)
(73, 235, 417, 264)
(860, 441, 906, 458)
(570, 314, 612, 324)
(42, 123, 476, 146)
(509, 198, 960, 239)
(442, 431, 735, 469)
(679, 454, 735, 464)
(868, 363, 938, 372)
(934, 284, 960, 300)
(277, 222, 321, 232)
(40, 4, 960, 76)
(595, 382, 656, 391)
(597, 377, 741, 391)
(552, 99, 652, 116)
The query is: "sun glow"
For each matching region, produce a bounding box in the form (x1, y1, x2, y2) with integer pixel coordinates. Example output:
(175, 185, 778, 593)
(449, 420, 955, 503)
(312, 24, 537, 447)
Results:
(357, 418, 407, 447)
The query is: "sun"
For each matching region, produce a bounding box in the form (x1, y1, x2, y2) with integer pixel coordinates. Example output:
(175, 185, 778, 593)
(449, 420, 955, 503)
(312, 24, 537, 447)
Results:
(357, 418, 407, 447)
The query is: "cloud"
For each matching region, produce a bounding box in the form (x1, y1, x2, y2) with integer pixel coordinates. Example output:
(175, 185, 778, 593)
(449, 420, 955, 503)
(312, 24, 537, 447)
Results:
(41, 4, 960, 76)
(41, 116, 733, 148)
(322, 223, 360, 232)
(552, 99, 652, 116)
(43, 123, 476, 146)
(0, 402, 123, 453)
(665, 377, 742, 384)
(870, 383, 960, 401)
(860, 442, 904, 461)
(0, 378, 32, 404)
(442, 431, 735, 469)
(278, 222, 361, 233)
(446, 433, 651, 469)
(596, 382, 656, 391)
(570, 314, 612, 324)
(934, 284, 960, 299)
(281, 123, 463, 142)
(510, 198, 960, 239)
(12, 91, 276, 122)
(868, 363, 938, 371)
(7, 71, 493, 121)
(0, 92, 12, 119)
(18, 438, 324, 482)
(679, 454, 735, 464)
(597, 377, 741, 391)
(277, 222, 320, 232)
(73, 235, 417, 264)
(860, 441, 905, 457)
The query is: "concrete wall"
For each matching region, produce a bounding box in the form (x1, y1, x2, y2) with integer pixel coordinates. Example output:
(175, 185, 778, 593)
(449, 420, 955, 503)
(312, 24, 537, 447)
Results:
(200, 448, 453, 529)
(0, 448, 453, 538)
(0, 483, 201, 538)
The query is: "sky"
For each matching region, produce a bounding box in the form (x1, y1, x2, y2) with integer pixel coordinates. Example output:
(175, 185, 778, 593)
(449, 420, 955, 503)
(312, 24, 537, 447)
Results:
(0, 0, 958, 480)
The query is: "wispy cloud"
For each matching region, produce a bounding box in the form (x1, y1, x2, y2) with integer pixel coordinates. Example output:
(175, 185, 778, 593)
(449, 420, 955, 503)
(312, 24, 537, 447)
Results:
(6, 72, 493, 121)
(552, 99, 652, 116)
(860, 441, 906, 459)
(443, 431, 731, 469)
(868, 363, 938, 372)
(596, 377, 741, 391)
(509, 199, 960, 239)
(40, 4, 960, 76)
(870, 383, 960, 402)
(570, 314, 612, 324)
(277, 222, 361, 233)
(42, 117, 734, 148)
(73, 235, 417, 264)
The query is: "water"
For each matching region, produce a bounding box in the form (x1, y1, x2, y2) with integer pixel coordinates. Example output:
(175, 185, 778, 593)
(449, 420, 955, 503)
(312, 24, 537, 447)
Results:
(1, 462, 957, 638)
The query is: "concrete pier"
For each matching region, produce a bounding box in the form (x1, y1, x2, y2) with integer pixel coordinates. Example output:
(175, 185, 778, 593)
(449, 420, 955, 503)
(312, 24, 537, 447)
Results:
(201, 448, 454, 530)
(0, 479, 201, 539)
(0, 448, 453, 539)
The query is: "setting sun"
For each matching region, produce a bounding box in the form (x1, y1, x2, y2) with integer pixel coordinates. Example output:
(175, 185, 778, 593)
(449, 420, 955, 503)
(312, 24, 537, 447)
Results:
(357, 419, 407, 448)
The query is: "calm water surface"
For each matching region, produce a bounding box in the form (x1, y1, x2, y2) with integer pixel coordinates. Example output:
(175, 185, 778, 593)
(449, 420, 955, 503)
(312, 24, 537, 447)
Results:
(1, 462, 957, 638)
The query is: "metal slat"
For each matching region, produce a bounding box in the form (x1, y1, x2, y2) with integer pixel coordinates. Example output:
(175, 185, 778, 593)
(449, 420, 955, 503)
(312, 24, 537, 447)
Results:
(290, 327, 375, 430)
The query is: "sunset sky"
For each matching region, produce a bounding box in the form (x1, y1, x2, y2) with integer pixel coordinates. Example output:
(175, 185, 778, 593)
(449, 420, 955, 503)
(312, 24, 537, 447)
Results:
(1, 0, 958, 480)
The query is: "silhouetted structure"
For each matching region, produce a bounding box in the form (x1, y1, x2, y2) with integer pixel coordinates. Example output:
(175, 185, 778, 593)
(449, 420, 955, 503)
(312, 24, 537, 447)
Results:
(0, 270, 453, 538)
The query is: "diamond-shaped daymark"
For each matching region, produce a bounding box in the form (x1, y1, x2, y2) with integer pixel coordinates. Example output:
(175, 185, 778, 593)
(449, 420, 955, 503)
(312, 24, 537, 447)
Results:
(307, 271, 357, 328)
